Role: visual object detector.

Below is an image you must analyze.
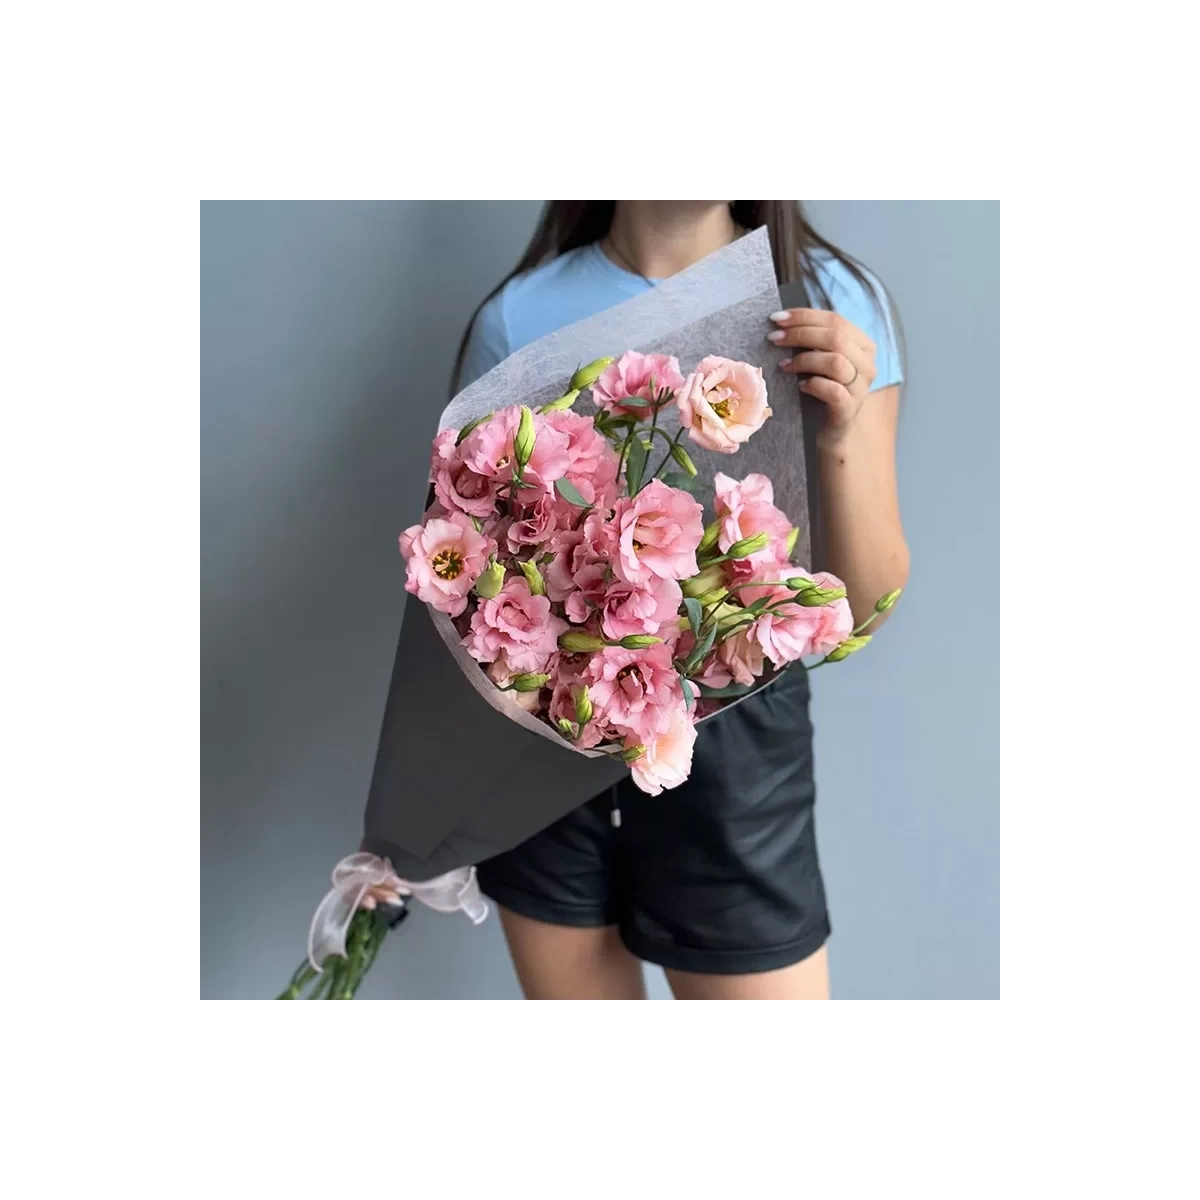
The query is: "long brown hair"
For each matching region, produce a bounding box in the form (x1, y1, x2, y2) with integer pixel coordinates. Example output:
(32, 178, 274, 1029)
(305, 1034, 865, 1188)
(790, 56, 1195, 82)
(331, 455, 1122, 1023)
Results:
(451, 201, 885, 394)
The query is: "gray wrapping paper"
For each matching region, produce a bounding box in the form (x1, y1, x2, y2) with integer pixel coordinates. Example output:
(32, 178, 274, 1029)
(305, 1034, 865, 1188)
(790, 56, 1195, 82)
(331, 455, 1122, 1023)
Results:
(363, 229, 815, 880)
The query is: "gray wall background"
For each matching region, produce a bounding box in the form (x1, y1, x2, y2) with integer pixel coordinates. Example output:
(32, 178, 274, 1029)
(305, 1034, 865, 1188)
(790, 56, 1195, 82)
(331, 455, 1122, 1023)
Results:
(201, 201, 999, 1000)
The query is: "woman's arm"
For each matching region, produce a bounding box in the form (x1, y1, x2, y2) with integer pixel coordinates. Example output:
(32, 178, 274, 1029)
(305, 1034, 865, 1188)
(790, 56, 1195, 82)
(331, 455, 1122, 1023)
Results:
(768, 308, 910, 627)
(815, 384, 909, 625)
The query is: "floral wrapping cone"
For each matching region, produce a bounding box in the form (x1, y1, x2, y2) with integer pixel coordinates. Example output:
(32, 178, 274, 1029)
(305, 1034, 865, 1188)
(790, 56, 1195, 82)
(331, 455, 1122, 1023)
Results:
(362, 229, 815, 884)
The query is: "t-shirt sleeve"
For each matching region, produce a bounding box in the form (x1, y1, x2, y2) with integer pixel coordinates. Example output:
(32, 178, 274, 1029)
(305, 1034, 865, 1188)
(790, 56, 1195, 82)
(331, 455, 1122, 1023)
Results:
(822, 261, 903, 392)
(458, 290, 511, 390)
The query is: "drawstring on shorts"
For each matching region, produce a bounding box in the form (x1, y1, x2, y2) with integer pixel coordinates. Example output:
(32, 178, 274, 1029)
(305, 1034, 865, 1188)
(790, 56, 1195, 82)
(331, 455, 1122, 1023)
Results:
(610, 784, 622, 828)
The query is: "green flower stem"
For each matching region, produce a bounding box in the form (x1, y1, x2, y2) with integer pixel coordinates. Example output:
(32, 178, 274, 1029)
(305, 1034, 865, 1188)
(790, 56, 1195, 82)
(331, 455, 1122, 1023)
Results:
(339, 912, 372, 998)
(641, 427, 673, 448)
(357, 921, 387, 990)
(651, 427, 686, 481)
(342, 948, 358, 990)
(710, 583, 811, 624)
(617, 426, 635, 476)
(354, 916, 379, 994)
(331, 952, 352, 999)
(339, 949, 360, 998)
(331, 913, 371, 998)
(763, 594, 812, 615)
(308, 965, 330, 999)
(723, 580, 791, 594)
(315, 958, 343, 999)
(711, 605, 792, 646)
(277, 961, 317, 1000)
(851, 608, 884, 637)
(712, 615, 756, 641)
(336, 937, 359, 999)
(701, 596, 732, 622)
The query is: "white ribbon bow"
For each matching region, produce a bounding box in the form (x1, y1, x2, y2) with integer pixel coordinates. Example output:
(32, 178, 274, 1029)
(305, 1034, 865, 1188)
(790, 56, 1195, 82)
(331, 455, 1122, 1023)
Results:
(307, 853, 489, 971)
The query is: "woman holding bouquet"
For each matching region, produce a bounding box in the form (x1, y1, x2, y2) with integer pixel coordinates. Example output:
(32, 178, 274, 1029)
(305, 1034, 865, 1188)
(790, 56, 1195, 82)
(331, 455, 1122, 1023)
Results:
(455, 202, 909, 1000)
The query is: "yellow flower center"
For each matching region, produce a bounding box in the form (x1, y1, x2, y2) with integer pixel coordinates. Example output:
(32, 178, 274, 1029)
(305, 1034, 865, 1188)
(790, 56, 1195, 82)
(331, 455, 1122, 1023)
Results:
(432, 548, 464, 580)
(711, 396, 736, 420)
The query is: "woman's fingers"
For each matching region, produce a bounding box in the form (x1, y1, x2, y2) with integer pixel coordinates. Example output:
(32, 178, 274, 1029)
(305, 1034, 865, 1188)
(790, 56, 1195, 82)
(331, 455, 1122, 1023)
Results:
(770, 308, 876, 432)
(769, 319, 876, 389)
(797, 372, 856, 416)
(767, 323, 870, 358)
(778, 349, 858, 384)
(769, 308, 875, 352)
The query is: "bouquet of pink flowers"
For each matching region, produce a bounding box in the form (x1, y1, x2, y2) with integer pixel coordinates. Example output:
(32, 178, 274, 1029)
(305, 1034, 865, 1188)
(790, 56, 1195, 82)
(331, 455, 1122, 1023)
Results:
(399, 350, 896, 797)
(275, 230, 899, 999)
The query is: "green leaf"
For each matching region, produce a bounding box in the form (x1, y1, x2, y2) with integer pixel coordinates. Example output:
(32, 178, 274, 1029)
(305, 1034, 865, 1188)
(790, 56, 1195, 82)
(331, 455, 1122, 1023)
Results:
(697, 682, 755, 700)
(617, 395, 651, 408)
(554, 477, 591, 508)
(684, 597, 703, 635)
(661, 471, 700, 494)
(625, 433, 648, 496)
(684, 620, 717, 675)
(745, 596, 772, 614)
(680, 676, 696, 712)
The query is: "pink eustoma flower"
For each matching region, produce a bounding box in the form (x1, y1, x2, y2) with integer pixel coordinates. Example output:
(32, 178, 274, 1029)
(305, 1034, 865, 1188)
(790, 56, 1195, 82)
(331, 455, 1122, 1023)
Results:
(716, 626, 766, 685)
(548, 681, 612, 750)
(543, 510, 617, 606)
(713, 472, 793, 566)
(563, 559, 608, 625)
(584, 642, 682, 742)
(611, 479, 704, 585)
(399, 511, 494, 618)
(506, 492, 569, 553)
(597, 573, 682, 641)
(742, 569, 853, 666)
(430, 429, 498, 519)
(541, 410, 621, 510)
(592, 351, 685, 417)
(543, 527, 587, 603)
(627, 706, 697, 796)
(676, 356, 772, 453)
(463, 576, 568, 676)
(459, 406, 570, 496)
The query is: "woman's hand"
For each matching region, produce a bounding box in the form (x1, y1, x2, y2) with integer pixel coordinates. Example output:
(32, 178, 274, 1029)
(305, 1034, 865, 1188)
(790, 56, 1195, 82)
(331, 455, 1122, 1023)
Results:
(766, 306, 908, 626)
(768, 309, 877, 446)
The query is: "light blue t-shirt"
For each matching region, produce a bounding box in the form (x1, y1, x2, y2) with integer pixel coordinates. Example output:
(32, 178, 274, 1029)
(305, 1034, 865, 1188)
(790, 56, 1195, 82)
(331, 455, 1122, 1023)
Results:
(460, 240, 902, 391)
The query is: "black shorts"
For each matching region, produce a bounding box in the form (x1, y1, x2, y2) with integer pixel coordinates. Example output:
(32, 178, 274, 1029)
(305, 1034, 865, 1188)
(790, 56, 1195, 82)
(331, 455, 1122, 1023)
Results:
(477, 669, 830, 975)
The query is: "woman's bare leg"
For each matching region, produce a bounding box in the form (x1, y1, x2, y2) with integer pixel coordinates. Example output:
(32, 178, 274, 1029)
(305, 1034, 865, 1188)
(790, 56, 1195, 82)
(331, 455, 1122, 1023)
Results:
(496, 906, 647, 1000)
(666, 946, 830, 1000)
